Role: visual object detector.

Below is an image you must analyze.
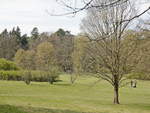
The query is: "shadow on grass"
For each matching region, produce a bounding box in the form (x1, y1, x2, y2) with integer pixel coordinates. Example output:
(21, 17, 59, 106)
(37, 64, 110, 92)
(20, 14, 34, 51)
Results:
(29, 82, 72, 87)
(123, 103, 150, 110)
(54, 83, 72, 86)
(0, 105, 28, 113)
(0, 105, 93, 113)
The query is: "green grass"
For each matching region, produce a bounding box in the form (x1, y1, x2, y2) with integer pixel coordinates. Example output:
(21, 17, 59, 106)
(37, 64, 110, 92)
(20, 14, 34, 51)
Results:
(0, 75, 150, 113)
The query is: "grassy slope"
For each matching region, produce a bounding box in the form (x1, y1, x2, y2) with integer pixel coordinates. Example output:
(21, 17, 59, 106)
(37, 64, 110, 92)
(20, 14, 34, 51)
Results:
(0, 75, 150, 113)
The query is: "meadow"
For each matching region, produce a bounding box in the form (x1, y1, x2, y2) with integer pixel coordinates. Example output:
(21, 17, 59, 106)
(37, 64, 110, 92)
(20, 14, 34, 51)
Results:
(0, 75, 150, 113)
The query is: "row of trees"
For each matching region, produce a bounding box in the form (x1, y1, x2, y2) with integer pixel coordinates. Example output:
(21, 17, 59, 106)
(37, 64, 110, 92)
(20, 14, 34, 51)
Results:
(0, 27, 150, 76)
(7, 28, 148, 77)
(0, 27, 74, 72)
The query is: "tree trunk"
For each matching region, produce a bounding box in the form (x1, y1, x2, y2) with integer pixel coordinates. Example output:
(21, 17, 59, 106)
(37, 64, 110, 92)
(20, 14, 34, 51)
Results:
(113, 84, 120, 104)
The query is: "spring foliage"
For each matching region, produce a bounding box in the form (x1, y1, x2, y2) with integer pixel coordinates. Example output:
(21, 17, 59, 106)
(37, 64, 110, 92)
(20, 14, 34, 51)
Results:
(0, 58, 19, 70)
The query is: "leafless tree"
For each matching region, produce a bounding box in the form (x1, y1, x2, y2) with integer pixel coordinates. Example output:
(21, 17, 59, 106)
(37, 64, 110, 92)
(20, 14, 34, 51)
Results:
(80, 0, 149, 104)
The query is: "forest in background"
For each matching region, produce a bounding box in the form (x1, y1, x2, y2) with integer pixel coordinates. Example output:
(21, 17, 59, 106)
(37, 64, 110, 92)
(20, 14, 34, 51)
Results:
(0, 26, 150, 82)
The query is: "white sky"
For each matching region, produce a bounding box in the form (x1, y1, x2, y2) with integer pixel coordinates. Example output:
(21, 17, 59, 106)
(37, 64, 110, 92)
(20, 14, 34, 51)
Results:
(0, 0, 85, 35)
(0, 0, 149, 35)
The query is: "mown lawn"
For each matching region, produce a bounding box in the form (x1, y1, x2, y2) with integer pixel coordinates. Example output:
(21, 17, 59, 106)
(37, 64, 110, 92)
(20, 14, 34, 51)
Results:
(0, 75, 150, 113)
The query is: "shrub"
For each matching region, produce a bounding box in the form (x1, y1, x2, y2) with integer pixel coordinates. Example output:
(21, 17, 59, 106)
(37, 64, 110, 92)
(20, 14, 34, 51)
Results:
(0, 58, 19, 70)
(0, 71, 22, 81)
(0, 70, 60, 83)
(46, 67, 60, 84)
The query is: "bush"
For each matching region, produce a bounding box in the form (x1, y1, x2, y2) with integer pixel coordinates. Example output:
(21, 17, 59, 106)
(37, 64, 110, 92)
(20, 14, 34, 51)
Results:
(0, 71, 22, 81)
(0, 70, 60, 83)
(0, 58, 19, 70)
(127, 73, 150, 80)
(46, 67, 60, 84)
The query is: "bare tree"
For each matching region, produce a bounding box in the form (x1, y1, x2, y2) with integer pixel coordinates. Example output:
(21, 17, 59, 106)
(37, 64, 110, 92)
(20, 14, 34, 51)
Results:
(80, 0, 149, 104)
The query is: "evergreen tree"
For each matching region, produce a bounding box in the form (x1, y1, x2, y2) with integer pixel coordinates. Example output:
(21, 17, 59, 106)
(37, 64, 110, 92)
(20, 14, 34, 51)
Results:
(20, 34, 29, 50)
(0, 29, 9, 38)
(31, 27, 39, 40)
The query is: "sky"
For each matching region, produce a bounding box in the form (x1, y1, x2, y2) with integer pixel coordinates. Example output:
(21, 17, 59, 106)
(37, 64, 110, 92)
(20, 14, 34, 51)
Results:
(0, 0, 149, 35)
(0, 0, 85, 35)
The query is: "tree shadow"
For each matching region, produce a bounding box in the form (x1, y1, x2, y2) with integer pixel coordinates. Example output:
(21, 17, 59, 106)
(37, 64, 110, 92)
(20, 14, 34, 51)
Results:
(122, 103, 150, 111)
(0, 105, 28, 113)
(0, 105, 94, 113)
(54, 83, 72, 86)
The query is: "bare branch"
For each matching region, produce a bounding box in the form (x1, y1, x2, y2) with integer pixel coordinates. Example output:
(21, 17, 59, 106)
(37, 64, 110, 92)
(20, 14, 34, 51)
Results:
(121, 6, 150, 23)
(55, 0, 129, 16)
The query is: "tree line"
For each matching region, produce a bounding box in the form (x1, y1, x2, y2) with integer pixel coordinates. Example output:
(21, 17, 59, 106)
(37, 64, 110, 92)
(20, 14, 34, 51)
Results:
(0, 27, 74, 72)
(0, 26, 149, 78)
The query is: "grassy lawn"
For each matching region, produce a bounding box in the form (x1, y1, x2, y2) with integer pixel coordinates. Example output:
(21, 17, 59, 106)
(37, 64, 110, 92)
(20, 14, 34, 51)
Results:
(0, 75, 150, 113)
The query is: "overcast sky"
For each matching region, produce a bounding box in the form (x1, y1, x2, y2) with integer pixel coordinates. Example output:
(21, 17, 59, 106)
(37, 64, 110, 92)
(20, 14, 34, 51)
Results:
(0, 0, 85, 35)
(0, 0, 149, 35)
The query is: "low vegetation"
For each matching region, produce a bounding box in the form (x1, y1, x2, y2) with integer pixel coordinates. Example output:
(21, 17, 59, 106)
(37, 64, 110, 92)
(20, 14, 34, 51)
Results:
(0, 70, 60, 83)
(0, 58, 19, 71)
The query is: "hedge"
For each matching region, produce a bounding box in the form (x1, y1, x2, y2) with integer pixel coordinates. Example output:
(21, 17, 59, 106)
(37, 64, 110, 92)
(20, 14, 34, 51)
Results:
(0, 59, 19, 70)
(0, 70, 60, 82)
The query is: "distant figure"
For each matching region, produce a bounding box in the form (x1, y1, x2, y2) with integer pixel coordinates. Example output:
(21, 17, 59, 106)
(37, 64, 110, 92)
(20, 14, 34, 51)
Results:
(131, 80, 137, 88)
(131, 80, 133, 87)
(133, 80, 137, 88)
